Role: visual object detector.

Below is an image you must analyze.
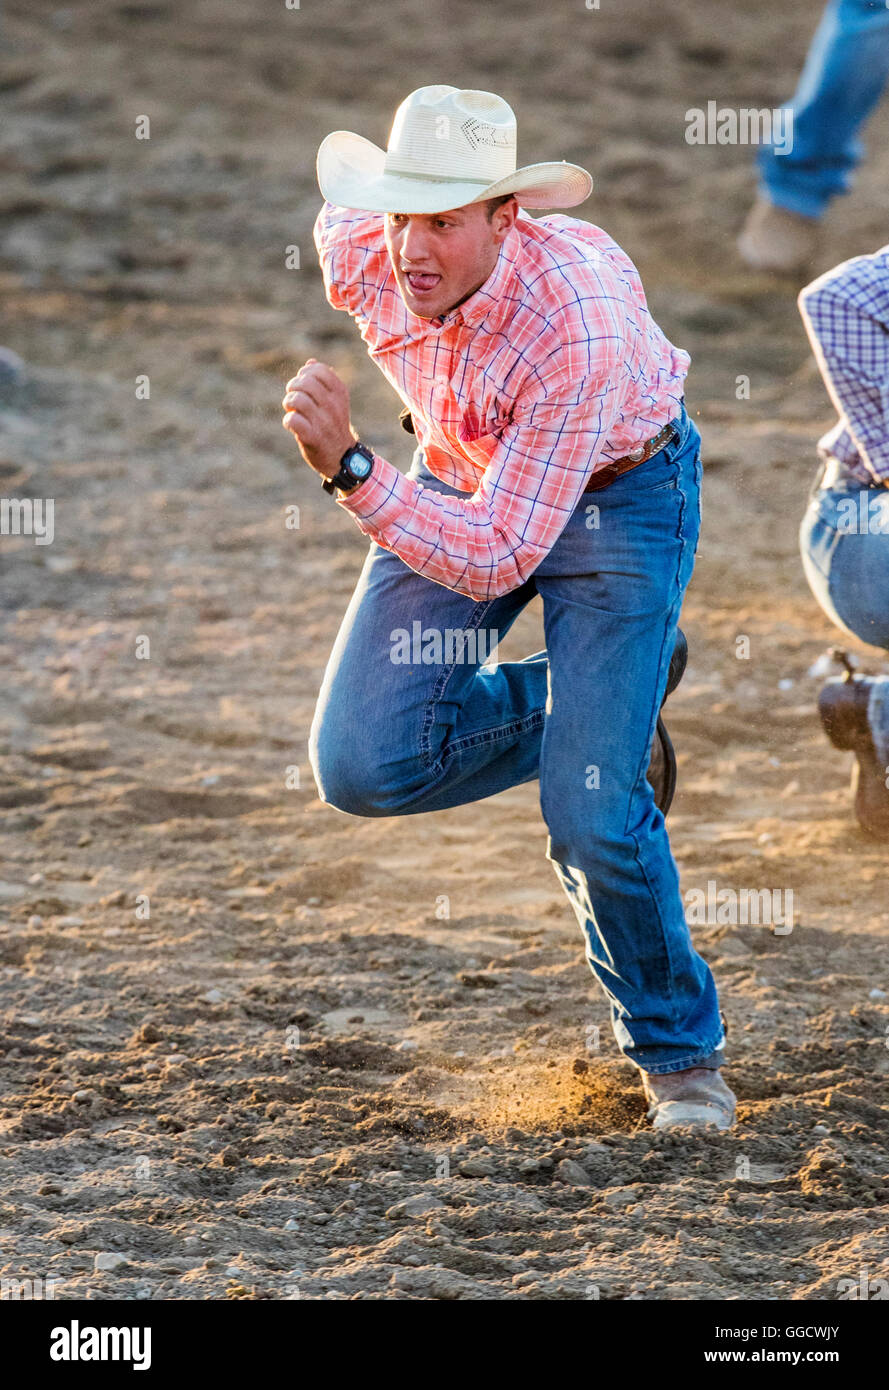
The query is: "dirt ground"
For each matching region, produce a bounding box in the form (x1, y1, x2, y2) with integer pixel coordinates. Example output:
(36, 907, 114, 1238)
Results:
(1, 0, 888, 1302)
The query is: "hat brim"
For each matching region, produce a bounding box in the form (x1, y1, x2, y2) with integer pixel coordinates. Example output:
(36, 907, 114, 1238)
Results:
(316, 131, 593, 214)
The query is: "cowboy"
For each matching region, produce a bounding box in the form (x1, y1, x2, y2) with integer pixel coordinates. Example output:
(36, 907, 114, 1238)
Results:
(798, 244, 889, 836)
(283, 86, 734, 1131)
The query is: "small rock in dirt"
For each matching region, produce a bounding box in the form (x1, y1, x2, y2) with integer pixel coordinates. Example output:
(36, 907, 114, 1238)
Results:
(602, 1185, 643, 1209)
(284, 1218, 299, 1230)
(390, 1266, 487, 1300)
(136, 1022, 162, 1045)
(869, 988, 887, 1000)
(201, 988, 224, 1004)
(395, 1039, 418, 1052)
(555, 1158, 594, 1187)
(27, 915, 43, 929)
(518, 1158, 540, 1175)
(56, 915, 85, 928)
(386, 1193, 447, 1219)
(510, 1191, 545, 1213)
(72, 1089, 96, 1103)
(458, 1157, 495, 1178)
(94, 1252, 127, 1272)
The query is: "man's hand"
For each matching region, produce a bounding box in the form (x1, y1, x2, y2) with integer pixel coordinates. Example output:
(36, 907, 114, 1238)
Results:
(281, 359, 357, 479)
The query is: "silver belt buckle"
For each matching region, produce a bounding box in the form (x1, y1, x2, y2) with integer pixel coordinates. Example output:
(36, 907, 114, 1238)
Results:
(628, 422, 671, 464)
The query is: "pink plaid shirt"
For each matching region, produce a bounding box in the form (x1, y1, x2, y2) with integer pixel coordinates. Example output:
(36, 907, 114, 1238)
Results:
(313, 200, 690, 600)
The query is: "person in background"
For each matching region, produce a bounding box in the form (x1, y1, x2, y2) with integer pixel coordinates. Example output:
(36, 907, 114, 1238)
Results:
(798, 245, 889, 836)
(738, 0, 889, 274)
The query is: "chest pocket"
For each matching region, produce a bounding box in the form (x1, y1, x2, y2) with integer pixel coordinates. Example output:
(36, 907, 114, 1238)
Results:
(456, 398, 513, 444)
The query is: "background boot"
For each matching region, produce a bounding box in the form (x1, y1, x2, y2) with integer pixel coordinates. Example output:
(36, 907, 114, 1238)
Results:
(819, 676, 889, 837)
(737, 195, 819, 274)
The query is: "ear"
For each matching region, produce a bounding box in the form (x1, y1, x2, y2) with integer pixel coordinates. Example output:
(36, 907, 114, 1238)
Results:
(491, 196, 518, 242)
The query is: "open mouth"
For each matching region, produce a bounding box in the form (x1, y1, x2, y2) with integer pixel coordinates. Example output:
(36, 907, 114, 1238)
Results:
(404, 271, 441, 295)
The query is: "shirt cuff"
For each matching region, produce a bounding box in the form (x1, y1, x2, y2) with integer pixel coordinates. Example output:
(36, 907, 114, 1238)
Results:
(334, 453, 414, 531)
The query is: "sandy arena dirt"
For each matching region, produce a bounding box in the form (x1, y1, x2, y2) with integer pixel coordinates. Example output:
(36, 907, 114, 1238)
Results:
(1, 0, 889, 1301)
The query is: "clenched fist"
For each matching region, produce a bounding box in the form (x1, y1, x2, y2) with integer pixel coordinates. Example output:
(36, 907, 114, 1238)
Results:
(281, 359, 357, 479)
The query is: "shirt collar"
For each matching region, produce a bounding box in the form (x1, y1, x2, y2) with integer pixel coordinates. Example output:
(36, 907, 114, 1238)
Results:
(430, 224, 521, 332)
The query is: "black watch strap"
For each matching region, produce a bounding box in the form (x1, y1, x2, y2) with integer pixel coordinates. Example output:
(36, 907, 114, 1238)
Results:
(322, 441, 375, 496)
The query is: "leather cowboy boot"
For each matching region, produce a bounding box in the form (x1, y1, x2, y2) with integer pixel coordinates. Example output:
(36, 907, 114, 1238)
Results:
(647, 628, 687, 817)
(642, 1065, 736, 1130)
(819, 668, 889, 838)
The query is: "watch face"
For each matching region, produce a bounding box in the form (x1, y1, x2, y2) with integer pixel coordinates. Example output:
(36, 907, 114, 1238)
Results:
(347, 450, 372, 478)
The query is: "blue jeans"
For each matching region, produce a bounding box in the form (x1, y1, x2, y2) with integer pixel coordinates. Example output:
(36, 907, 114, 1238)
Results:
(800, 466, 889, 765)
(309, 402, 725, 1075)
(758, 0, 889, 218)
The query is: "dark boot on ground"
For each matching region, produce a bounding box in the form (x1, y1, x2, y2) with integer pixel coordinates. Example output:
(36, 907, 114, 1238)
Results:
(819, 673, 889, 838)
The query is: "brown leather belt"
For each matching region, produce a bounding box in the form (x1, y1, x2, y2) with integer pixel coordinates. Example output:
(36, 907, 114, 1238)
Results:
(583, 421, 678, 492)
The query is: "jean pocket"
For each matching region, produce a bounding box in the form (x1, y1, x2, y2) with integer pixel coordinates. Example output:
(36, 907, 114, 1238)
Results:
(627, 453, 680, 493)
(800, 503, 844, 581)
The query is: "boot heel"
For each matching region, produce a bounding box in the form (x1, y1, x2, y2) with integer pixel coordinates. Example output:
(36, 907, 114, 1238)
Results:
(818, 678, 871, 751)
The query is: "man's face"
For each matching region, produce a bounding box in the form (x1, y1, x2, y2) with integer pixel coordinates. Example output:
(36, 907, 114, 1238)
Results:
(384, 199, 517, 320)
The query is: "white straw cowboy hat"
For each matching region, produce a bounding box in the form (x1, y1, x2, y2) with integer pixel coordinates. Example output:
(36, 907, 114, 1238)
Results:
(316, 85, 593, 215)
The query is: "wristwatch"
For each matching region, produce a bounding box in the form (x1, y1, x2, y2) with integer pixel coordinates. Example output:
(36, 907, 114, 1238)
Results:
(322, 442, 375, 495)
